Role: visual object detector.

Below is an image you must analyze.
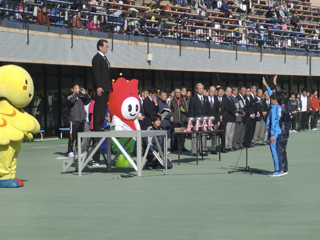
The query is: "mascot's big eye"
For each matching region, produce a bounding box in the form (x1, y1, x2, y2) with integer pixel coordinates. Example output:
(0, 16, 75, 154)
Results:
(121, 97, 140, 120)
(25, 79, 28, 85)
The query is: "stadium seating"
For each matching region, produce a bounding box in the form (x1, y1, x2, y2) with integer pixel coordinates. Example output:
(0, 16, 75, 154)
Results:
(1, 0, 320, 52)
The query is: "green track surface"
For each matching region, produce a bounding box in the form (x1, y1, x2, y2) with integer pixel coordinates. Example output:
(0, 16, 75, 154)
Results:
(1, 131, 320, 240)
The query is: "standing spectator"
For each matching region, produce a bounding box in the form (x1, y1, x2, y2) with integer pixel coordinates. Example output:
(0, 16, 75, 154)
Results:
(158, 90, 173, 141)
(138, 88, 148, 129)
(306, 90, 312, 130)
(296, 93, 302, 131)
(289, 92, 299, 132)
(203, 89, 209, 97)
(220, 87, 238, 152)
(189, 83, 209, 156)
(243, 87, 256, 148)
(310, 89, 319, 131)
(291, 12, 300, 31)
(72, 11, 83, 29)
(67, 83, 91, 157)
(143, 88, 159, 130)
(167, 89, 175, 103)
(207, 86, 220, 154)
(253, 89, 265, 145)
(186, 89, 192, 100)
(169, 88, 189, 152)
(230, 87, 245, 150)
(236, 86, 247, 148)
(36, 6, 50, 26)
(92, 39, 112, 165)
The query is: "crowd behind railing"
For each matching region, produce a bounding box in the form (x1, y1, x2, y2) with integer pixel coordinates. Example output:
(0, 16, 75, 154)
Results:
(1, 0, 320, 52)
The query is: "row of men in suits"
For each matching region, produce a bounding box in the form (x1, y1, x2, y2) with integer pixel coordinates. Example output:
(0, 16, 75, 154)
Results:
(188, 83, 272, 154)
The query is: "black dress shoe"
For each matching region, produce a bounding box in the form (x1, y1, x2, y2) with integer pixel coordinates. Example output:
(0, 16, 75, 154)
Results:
(221, 149, 228, 153)
(200, 152, 208, 156)
(181, 148, 189, 152)
(211, 150, 217, 154)
(192, 153, 197, 156)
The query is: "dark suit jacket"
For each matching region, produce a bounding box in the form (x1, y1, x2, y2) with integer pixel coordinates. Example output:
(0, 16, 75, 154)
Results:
(143, 96, 158, 127)
(207, 95, 220, 124)
(262, 99, 271, 122)
(220, 94, 236, 125)
(236, 94, 246, 123)
(92, 53, 112, 92)
(244, 95, 254, 118)
(255, 96, 264, 121)
(189, 95, 209, 118)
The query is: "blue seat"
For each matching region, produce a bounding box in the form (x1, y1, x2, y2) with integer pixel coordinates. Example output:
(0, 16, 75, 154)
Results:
(59, 128, 70, 138)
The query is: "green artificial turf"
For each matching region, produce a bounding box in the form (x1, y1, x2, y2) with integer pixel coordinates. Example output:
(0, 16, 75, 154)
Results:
(1, 130, 319, 240)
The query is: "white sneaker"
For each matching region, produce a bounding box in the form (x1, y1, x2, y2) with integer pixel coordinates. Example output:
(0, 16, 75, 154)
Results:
(313, 128, 318, 131)
(289, 130, 292, 133)
(68, 152, 74, 158)
(292, 130, 297, 133)
(229, 15, 233, 18)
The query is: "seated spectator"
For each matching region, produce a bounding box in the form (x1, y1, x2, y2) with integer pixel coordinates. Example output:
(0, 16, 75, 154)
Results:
(195, 0, 207, 16)
(291, 12, 300, 31)
(96, 19, 103, 32)
(36, 6, 50, 26)
(275, 7, 284, 24)
(165, 4, 172, 11)
(268, 0, 275, 8)
(221, 0, 232, 18)
(146, 115, 173, 170)
(86, 17, 97, 31)
(72, 11, 83, 29)
(266, 7, 278, 24)
(119, 25, 129, 35)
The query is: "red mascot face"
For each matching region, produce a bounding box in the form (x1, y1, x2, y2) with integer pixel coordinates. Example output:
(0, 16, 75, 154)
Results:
(109, 77, 140, 120)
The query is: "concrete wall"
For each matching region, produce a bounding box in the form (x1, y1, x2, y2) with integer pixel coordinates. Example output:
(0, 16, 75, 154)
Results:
(0, 26, 319, 76)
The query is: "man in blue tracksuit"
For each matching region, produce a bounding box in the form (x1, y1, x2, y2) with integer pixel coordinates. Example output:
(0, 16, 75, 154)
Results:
(262, 77, 288, 177)
(266, 92, 283, 177)
(264, 76, 290, 175)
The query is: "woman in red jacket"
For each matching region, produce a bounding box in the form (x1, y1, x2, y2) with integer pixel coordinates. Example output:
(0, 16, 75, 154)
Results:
(310, 89, 319, 131)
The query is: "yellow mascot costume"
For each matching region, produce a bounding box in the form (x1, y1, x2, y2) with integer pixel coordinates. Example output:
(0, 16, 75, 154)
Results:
(0, 65, 40, 188)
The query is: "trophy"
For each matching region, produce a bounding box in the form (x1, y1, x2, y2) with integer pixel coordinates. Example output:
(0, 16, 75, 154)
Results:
(184, 117, 195, 132)
(202, 116, 208, 131)
(208, 116, 215, 131)
(195, 117, 202, 131)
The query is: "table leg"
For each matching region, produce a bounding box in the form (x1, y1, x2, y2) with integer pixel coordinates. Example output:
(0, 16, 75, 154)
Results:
(178, 134, 180, 165)
(78, 135, 82, 176)
(218, 133, 221, 161)
(107, 137, 112, 171)
(200, 133, 203, 161)
(137, 132, 142, 177)
(196, 134, 198, 165)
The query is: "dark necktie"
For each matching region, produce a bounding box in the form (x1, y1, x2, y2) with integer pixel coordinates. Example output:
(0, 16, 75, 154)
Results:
(210, 97, 213, 107)
(103, 55, 110, 69)
(201, 96, 204, 105)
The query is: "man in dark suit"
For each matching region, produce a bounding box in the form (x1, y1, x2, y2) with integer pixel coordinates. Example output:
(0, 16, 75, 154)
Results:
(207, 86, 220, 154)
(92, 39, 112, 131)
(253, 89, 265, 145)
(236, 87, 247, 148)
(143, 87, 159, 130)
(243, 87, 256, 148)
(189, 83, 209, 155)
(92, 39, 112, 165)
(220, 87, 238, 152)
(230, 87, 245, 150)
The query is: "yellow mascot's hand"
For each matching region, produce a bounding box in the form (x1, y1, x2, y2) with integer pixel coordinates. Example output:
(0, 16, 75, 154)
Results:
(0, 99, 40, 145)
